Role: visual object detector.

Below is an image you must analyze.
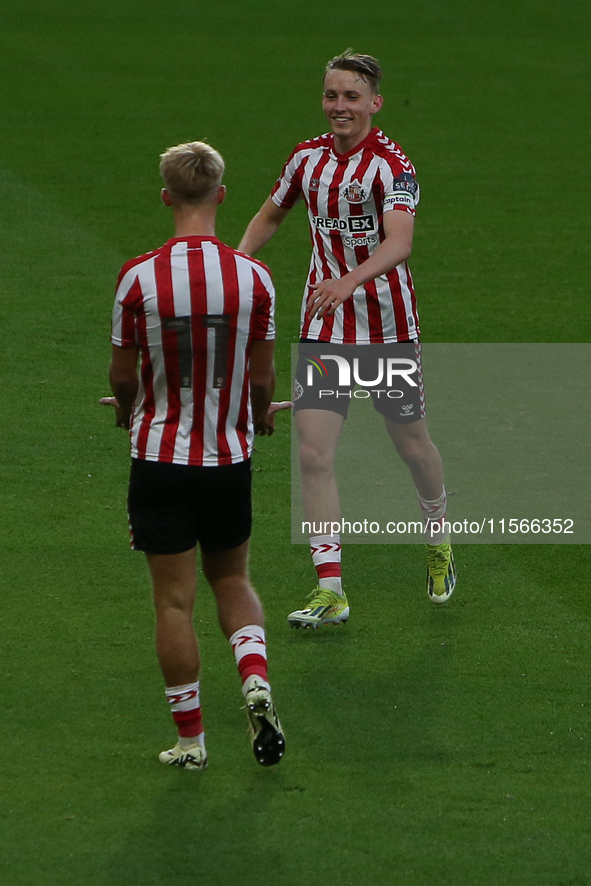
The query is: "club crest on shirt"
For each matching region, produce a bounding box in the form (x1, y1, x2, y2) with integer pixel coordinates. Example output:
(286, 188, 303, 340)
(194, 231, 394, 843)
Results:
(341, 180, 367, 203)
(309, 178, 320, 191)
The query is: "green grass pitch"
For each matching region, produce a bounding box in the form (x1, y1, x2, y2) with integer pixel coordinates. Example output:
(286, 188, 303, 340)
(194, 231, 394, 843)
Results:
(0, 1, 590, 884)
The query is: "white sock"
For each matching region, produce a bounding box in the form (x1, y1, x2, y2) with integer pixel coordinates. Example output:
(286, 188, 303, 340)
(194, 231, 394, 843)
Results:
(179, 733, 206, 751)
(319, 576, 343, 594)
(310, 535, 343, 596)
(418, 487, 448, 545)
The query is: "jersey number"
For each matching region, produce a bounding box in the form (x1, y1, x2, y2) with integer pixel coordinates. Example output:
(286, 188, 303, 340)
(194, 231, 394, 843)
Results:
(162, 314, 231, 390)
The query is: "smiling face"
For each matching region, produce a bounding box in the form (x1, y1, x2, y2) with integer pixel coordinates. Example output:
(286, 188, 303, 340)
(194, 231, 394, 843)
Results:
(322, 68, 383, 154)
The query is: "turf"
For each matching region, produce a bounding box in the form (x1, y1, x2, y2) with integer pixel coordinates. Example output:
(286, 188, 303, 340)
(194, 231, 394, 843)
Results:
(0, 1, 590, 884)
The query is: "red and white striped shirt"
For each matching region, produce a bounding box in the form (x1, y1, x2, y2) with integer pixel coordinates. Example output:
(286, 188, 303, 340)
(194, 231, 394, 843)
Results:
(111, 236, 275, 466)
(271, 127, 420, 344)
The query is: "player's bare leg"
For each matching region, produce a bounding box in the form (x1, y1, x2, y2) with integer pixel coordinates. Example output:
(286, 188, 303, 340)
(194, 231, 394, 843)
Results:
(202, 542, 285, 766)
(147, 548, 207, 769)
(201, 541, 264, 639)
(148, 548, 200, 687)
(296, 409, 344, 524)
(384, 417, 456, 603)
(289, 409, 350, 628)
(383, 417, 443, 502)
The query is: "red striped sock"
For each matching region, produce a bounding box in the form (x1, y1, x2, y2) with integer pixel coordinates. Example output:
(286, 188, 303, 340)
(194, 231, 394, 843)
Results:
(310, 534, 342, 593)
(229, 624, 269, 691)
(165, 681, 204, 740)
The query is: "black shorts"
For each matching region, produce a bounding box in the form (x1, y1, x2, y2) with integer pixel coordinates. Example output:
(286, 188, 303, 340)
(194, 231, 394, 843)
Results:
(127, 458, 252, 555)
(292, 341, 425, 423)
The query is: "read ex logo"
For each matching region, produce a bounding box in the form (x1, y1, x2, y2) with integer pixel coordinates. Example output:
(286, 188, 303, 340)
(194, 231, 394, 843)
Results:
(313, 214, 376, 233)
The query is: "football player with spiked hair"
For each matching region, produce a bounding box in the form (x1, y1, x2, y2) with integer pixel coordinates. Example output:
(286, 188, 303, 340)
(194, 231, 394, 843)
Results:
(239, 50, 456, 628)
(103, 141, 286, 769)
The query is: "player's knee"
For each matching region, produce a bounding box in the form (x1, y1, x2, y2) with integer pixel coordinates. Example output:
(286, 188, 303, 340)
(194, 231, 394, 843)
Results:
(153, 588, 194, 616)
(394, 437, 431, 469)
(299, 440, 335, 476)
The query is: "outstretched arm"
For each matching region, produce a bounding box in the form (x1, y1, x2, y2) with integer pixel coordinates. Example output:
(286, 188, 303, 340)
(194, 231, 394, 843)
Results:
(238, 197, 291, 256)
(307, 210, 415, 319)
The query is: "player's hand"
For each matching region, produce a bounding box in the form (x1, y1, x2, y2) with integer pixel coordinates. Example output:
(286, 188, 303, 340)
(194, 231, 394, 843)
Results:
(99, 396, 130, 430)
(254, 400, 293, 436)
(307, 277, 357, 319)
(269, 400, 293, 415)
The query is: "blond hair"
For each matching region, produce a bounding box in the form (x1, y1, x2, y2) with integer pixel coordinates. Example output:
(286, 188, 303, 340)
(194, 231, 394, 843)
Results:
(159, 141, 225, 204)
(325, 49, 382, 94)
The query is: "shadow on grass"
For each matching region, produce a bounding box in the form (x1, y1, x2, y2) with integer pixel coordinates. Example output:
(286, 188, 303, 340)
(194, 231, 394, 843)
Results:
(103, 764, 306, 886)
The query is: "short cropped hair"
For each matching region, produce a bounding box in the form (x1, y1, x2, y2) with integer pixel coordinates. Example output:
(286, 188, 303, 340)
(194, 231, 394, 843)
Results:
(324, 49, 382, 94)
(159, 141, 225, 204)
